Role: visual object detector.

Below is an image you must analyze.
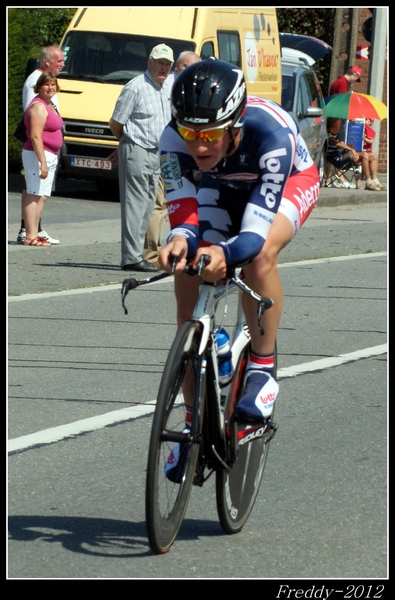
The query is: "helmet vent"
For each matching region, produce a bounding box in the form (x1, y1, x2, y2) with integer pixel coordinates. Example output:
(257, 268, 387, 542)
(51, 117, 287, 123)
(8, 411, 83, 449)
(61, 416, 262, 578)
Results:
(171, 59, 246, 126)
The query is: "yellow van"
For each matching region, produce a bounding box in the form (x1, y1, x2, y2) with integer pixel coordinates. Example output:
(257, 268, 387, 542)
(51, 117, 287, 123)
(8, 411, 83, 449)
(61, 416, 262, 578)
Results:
(57, 7, 281, 190)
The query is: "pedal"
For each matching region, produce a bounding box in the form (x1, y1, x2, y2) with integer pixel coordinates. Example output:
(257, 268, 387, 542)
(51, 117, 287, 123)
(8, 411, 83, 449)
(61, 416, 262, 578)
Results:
(265, 421, 278, 443)
(193, 460, 206, 487)
(193, 459, 215, 486)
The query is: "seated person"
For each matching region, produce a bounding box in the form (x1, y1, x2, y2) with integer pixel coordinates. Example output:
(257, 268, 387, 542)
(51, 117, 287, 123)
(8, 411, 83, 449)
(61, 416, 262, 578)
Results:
(326, 117, 384, 190)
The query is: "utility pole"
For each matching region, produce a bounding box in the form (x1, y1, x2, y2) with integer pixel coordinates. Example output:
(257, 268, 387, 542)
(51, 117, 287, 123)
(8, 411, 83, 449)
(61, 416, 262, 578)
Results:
(368, 8, 387, 155)
(329, 8, 359, 92)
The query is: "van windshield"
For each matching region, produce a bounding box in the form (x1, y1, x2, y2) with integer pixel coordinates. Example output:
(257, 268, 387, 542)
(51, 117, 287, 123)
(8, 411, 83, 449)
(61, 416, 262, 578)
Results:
(59, 31, 195, 84)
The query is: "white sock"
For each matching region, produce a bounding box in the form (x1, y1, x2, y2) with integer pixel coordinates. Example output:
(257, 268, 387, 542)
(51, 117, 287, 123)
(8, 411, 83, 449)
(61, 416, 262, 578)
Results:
(366, 178, 372, 185)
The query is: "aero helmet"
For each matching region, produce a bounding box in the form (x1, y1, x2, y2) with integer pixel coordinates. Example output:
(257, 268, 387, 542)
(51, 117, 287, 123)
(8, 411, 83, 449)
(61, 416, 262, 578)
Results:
(171, 59, 247, 128)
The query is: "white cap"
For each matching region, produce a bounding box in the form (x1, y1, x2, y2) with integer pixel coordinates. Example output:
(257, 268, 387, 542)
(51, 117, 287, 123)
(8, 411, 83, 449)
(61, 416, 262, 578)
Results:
(150, 44, 174, 63)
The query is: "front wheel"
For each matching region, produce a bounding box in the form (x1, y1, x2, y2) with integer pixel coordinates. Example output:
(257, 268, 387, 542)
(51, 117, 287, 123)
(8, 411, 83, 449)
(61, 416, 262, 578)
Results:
(145, 320, 205, 554)
(216, 342, 277, 534)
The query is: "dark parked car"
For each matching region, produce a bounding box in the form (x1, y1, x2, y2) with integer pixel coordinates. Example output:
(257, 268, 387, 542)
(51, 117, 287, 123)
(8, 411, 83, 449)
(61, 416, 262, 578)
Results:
(280, 45, 328, 186)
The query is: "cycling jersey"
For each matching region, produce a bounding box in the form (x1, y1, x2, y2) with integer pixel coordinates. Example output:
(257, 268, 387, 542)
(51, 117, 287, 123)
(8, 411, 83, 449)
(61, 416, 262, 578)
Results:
(159, 96, 320, 266)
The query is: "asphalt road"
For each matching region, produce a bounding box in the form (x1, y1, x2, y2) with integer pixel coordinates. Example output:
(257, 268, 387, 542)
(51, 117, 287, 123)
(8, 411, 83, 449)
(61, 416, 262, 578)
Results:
(7, 173, 388, 296)
(7, 179, 388, 582)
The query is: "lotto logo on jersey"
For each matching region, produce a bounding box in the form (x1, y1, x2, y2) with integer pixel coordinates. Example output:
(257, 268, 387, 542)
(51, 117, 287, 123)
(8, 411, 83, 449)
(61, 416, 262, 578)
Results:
(167, 202, 180, 215)
(259, 147, 287, 209)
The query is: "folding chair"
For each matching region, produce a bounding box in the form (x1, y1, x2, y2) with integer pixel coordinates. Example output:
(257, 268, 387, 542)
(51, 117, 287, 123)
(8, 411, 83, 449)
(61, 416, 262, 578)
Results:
(324, 156, 362, 188)
(324, 119, 364, 188)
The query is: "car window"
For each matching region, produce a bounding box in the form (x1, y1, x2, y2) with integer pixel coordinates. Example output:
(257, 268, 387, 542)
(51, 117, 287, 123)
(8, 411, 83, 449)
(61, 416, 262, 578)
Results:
(296, 75, 311, 119)
(281, 74, 294, 112)
(305, 71, 321, 108)
(218, 31, 241, 67)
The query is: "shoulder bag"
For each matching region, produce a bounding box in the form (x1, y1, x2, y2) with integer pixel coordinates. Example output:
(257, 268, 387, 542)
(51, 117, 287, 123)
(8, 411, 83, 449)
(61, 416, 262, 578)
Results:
(13, 117, 27, 144)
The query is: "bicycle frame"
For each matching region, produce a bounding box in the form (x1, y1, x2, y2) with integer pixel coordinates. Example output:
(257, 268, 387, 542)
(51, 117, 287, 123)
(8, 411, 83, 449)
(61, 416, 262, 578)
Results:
(122, 265, 274, 457)
(186, 277, 249, 470)
(122, 258, 277, 553)
(169, 273, 273, 476)
(192, 275, 245, 357)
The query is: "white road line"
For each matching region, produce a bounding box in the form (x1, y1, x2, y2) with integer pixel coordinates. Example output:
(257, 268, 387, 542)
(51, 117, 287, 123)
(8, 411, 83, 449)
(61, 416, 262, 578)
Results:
(8, 344, 387, 453)
(7, 283, 122, 302)
(7, 252, 387, 303)
(7, 403, 156, 453)
(279, 344, 387, 378)
(7, 280, 168, 302)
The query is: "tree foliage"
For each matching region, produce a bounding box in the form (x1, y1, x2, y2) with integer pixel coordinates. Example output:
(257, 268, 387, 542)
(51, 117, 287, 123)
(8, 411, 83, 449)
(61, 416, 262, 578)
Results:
(277, 8, 335, 92)
(8, 7, 336, 172)
(8, 8, 77, 170)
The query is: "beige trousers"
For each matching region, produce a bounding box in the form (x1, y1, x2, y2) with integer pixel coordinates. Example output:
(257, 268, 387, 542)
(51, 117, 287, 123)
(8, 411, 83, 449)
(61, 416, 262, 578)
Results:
(143, 172, 167, 263)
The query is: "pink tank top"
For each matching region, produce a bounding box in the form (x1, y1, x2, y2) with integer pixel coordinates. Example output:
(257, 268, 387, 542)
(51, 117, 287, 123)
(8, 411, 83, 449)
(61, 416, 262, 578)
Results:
(23, 97, 64, 155)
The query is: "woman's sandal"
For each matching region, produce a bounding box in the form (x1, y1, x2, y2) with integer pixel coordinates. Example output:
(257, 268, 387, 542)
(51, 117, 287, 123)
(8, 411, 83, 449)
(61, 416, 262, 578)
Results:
(23, 236, 51, 247)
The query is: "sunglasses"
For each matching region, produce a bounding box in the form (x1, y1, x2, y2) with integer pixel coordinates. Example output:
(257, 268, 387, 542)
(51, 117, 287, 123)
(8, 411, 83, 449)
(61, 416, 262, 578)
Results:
(177, 121, 231, 143)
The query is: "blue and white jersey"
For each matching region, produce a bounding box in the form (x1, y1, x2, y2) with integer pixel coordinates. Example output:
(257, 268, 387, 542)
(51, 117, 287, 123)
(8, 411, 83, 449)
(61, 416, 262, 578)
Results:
(159, 96, 319, 265)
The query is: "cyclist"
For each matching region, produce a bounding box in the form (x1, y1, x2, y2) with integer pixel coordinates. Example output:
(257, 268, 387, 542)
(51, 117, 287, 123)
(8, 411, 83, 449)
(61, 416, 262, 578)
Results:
(159, 59, 319, 476)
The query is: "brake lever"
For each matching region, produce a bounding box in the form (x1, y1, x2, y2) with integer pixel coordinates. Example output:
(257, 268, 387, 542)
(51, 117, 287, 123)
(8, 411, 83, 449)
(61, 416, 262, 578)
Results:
(196, 254, 211, 276)
(121, 278, 139, 315)
(121, 270, 171, 315)
(170, 255, 179, 274)
(257, 297, 274, 335)
(122, 254, 211, 314)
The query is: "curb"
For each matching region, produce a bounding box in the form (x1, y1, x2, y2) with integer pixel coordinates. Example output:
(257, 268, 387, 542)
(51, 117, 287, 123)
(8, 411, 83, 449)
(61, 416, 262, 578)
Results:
(317, 188, 387, 207)
(318, 173, 387, 207)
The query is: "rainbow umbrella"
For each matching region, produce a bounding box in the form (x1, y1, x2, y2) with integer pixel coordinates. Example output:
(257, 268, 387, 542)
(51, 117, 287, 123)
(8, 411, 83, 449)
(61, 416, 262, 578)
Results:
(324, 91, 387, 121)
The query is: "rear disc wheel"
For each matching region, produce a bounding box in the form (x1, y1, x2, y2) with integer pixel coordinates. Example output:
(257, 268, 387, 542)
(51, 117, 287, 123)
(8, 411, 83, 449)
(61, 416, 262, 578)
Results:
(216, 342, 277, 534)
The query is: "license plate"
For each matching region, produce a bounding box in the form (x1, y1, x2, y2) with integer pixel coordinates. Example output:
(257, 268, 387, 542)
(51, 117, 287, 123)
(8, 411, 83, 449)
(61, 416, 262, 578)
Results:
(70, 157, 112, 170)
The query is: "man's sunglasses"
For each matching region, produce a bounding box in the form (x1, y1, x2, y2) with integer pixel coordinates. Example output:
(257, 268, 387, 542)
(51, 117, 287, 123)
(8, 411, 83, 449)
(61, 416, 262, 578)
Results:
(177, 121, 231, 143)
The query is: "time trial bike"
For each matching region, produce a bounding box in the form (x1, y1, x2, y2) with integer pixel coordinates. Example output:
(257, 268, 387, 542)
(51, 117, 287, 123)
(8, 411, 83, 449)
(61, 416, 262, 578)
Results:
(121, 256, 278, 554)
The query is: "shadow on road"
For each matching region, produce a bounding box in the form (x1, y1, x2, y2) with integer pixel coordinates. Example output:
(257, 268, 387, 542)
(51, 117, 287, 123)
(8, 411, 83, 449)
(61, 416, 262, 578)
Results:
(8, 514, 224, 559)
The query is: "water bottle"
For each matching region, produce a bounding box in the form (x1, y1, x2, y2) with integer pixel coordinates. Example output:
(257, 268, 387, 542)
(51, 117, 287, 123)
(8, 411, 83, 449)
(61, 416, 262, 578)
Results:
(215, 327, 233, 387)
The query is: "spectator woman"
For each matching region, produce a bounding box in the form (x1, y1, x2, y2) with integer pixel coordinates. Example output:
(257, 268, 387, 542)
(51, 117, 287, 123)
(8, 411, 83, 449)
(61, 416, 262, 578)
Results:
(21, 72, 64, 246)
